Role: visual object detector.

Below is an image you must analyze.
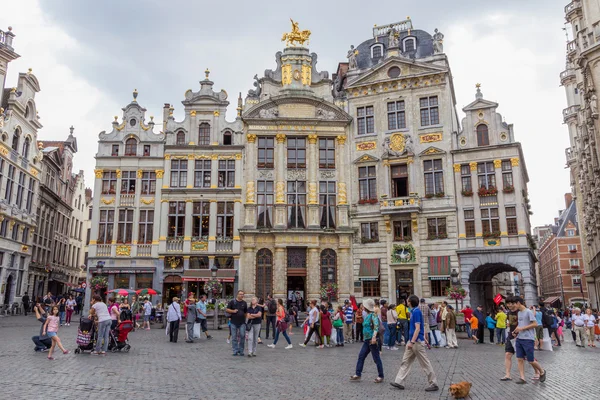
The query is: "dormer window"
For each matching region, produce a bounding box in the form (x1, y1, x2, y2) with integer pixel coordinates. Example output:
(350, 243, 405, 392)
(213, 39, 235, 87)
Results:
(111, 145, 119, 157)
(371, 44, 384, 59)
(176, 131, 186, 146)
(11, 128, 20, 151)
(476, 124, 489, 147)
(124, 138, 137, 156)
(22, 137, 31, 158)
(129, 118, 137, 127)
(198, 123, 211, 146)
(403, 37, 416, 52)
(223, 131, 233, 146)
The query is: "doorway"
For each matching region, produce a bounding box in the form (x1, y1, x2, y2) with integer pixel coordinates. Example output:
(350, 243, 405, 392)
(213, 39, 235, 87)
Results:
(395, 269, 414, 303)
(391, 164, 408, 197)
(4, 275, 13, 305)
(287, 276, 306, 311)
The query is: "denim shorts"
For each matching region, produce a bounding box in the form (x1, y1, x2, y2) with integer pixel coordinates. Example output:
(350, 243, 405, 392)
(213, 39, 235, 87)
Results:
(47, 332, 57, 338)
(144, 315, 150, 322)
(515, 339, 535, 362)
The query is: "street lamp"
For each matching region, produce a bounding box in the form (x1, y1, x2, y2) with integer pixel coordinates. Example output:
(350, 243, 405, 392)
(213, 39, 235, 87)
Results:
(96, 260, 105, 275)
(450, 268, 461, 310)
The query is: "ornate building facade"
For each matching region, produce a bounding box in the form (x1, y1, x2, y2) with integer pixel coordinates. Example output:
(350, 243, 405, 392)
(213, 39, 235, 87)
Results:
(562, 0, 600, 308)
(0, 27, 43, 306)
(69, 169, 88, 284)
(239, 23, 354, 303)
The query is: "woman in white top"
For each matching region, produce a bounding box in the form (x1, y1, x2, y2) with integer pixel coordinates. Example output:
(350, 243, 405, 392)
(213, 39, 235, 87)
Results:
(65, 295, 77, 326)
(584, 308, 597, 348)
(89, 295, 111, 355)
(166, 297, 182, 343)
(386, 304, 398, 350)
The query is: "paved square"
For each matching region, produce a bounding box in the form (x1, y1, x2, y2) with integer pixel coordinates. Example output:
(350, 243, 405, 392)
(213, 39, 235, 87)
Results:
(0, 315, 598, 400)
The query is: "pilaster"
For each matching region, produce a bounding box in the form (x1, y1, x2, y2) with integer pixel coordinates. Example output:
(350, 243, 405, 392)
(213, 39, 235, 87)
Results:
(273, 247, 286, 299)
(307, 248, 320, 300)
(307, 134, 319, 228)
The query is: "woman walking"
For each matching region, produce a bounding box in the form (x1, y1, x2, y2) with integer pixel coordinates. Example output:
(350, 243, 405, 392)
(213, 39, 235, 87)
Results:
(387, 304, 398, 350)
(257, 297, 265, 345)
(42, 306, 70, 360)
(300, 300, 321, 347)
(247, 297, 262, 356)
(89, 295, 111, 356)
(267, 299, 293, 349)
(333, 305, 345, 346)
(495, 307, 507, 345)
(65, 295, 76, 326)
(320, 304, 333, 348)
(355, 304, 364, 342)
(350, 299, 384, 383)
(485, 312, 497, 344)
(584, 308, 597, 347)
(57, 298, 66, 326)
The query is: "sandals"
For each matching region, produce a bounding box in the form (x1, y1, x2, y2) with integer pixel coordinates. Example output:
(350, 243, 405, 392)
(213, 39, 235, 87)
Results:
(349, 375, 361, 381)
(47, 356, 55, 361)
(515, 379, 527, 384)
(63, 350, 70, 355)
(500, 377, 512, 381)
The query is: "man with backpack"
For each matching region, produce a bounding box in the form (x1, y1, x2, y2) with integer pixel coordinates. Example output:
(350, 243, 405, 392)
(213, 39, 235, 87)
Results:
(264, 294, 277, 340)
(539, 301, 559, 348)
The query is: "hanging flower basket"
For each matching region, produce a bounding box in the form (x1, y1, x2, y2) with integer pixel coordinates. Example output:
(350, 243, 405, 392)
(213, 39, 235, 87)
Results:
(478, 186, 498, 196)
(445, 286, 467, 301)
(90, 276, 108, 290)
(203, 279, 223, 297)
(320, 283, 338, 301)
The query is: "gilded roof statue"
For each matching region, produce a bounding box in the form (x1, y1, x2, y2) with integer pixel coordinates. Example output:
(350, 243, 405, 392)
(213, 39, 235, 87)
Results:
(281, 18, 311, 47)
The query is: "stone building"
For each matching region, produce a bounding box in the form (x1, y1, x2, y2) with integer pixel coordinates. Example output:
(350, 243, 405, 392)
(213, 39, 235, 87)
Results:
(537, 193, 588, 307)
(239, 22, 354, 303)
(453, 86, 537, 309)
(562, 0, 600, 308)
(69, 169, 88, 284)
(0, 27, 43, 306)
(333, 19, 460, 304)
(88, 91, 165, 300)
(160, 72, 243, 303)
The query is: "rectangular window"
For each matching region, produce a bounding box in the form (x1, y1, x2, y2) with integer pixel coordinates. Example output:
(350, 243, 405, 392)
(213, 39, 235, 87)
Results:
(98, 210, 115, 244)
(101, 171, 117, 194)
(117, 209, 134, 243)
(420, 96, 439, 126)
(170, 159, 188, 188)
(319, 181, 336, 229)
(424, 159, 444, 196)
(568, 244, 577, 252)
(11, 223, 19, 241)
(361, 222, 379, 242)
(572, 275, 582, 286)
(120, 171, 136, 194)
(287, 137, 306, 168)
(15, 171, 25, 208)
(143, 145, 150, 156)
(22, 227, 29, 244)
(140, 172, 156, 195)
(477, 162, 496, 190)
(431, 279, 450, 297)
(464, 209, 475, 238)
(393, 220, 411, 241)
(193, 160, 211, 188)
(257, 137, 274, 168)
(111, 145, 119, 157)
(569, 259, 580, 267)
(387, 101, 406, 130)
(506, 206, 518, 235)
(257, 180, 274, 228)
(198, 123, 211, 146)
(481, 208, 500, 235)
(217, 201, 234, 238)
(502, 160, 513, 189)
(357, 106, 375, 135)
(362, 280, 381, 297)
(0, 159, 4, 190)
(358, 166, 377, 201)
(218, 160, 235, 188)
(5, 165, 15, 202)
(287, 181, 306, 228)
(461, 164, 472, 193)
(168, 201, 185, 237)
(0, 220, 7, 237)
(391, 164, 409, 197)
(192, 201, 210, 239)
(319, 138, 336, 169)
(427, 217, 447, 239)
(138, 210, 154, 244)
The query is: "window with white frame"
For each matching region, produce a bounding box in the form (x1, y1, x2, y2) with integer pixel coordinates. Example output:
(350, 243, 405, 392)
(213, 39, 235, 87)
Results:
(387, 101, 406, 130)
(572, 275, 582, 286)
(419, 96, 439, 126)
(568, 244, 577, 252)
(371, 44, 383, 59)
(569, 259, 580, 267)
(403, 37, 416, 52)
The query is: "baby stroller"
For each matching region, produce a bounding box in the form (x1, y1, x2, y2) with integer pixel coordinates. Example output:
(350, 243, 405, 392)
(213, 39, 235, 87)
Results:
(75, 317, 96, 354)
(108, 320, 133, 353)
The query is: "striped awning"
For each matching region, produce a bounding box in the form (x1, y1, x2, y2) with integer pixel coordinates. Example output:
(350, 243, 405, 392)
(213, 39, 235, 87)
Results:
(359, 259, 380, 281)
(543, 296, 561, 305)
(428, 256, 450, 279)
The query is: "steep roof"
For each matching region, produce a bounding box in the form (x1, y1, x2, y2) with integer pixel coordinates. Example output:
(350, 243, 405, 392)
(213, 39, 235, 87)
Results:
(556, 200, 579, 237)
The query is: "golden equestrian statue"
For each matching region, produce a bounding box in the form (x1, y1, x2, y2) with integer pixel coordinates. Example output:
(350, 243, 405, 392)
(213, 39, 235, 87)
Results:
(282, 19, 311, 47)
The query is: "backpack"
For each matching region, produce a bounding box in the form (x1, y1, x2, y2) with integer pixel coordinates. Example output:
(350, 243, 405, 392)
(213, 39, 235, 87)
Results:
(284, 310, 291, 323)
(551, 315, 558, 329)
(542, 308, 554, 328)
(268, 300, 277, 315)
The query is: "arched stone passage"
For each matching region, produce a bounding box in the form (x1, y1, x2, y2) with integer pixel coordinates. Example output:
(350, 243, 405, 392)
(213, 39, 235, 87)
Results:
(458, 250, 537, 312)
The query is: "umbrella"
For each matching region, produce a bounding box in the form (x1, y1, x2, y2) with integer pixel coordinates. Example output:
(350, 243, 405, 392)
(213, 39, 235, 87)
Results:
(136, 288, 161, 296)
(107, 288, 137, 296)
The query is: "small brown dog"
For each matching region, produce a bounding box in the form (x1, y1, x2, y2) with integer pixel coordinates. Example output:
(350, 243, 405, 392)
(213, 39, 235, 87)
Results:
(448, 381, 472, 399)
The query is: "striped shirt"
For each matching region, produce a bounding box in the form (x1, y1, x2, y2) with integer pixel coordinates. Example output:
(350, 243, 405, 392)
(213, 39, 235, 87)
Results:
(344, 306, 354, 323)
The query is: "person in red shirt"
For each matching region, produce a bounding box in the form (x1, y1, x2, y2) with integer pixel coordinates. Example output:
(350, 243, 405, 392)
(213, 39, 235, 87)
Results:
(461, 305, 474, 339)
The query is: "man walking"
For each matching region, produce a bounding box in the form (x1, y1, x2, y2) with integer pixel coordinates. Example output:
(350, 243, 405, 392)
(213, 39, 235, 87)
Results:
(185, 297, 197, 343)
(461, 304, 473, 339)
(572, 307, 586, 347)
(196, 295, 213, 340)
(501, 297, 519, 381)
(513, 297, 546, 384)
(343, 299, 354, 344)
(264, 294, 277, 340)
(419, 298, 432, 347)
(22, 292, 30, 316)
(473, 305, 485, 344)
(445, 305, 458, 348)
(226, 290, 248, 356)
(142, 298, 152, 330)
(390, 295, 439, 392)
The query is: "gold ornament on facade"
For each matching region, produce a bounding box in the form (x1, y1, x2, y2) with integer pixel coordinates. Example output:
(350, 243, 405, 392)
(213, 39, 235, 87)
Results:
(246, 181, 256, 204)
(301, 64, 312, 85)
(275, 181, 286, 204)
(336, 135, 347, 145)
(190, 110, 197, 117)
(22, 245, 29, 252)
(453, 164, 461, 173)
(116, 169, 122, 178)
(210, 154, 219, 160)
(338, 182, 347, 205)
(493, 159, 502, 169)
(115, 120, 126, 131)
(140, 198, 154, 205)
(510, 158, 519, 167)
(235, 153, 242, 160)
(101, 198, 115, 205)
(247, 133, 257, 143)
(308, 182, 318, 204)
(419, 133, 443, 143)
(282, 64, 293, 85)
(116, 245, 131, 257)
(191, 241, 208, 251)
(389, 133, 406, 153)
(164, 154, 171, 160)
(166, 256, 181, 269)
(469, 162, 477, 171)
(276, 133, 287, 144)
(94, 169, 104, 179)
(155, 169, 164, 178)
(307, 134, 318, 144)
(356, 141, 376, 151)
(281, 19, 311, 47)
(214, 110, 220, 117)
(137, 169, 143, 178)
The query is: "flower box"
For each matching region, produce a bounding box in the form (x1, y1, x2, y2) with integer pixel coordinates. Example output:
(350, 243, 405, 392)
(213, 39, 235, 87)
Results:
(425, 193, 434, 199)
(461, 189, 473, 197)
(435, 192, 445, 198)
(478, 186, 498, 196)
(502, 185, 515, 194)
(358, 198, 379, 205)
(361, 237, 379, 244)
(427, 233, 448, 240)
(483, 231, 501, 239)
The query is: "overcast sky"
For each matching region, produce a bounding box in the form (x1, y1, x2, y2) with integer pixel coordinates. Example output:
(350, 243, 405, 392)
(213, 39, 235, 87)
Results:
(1, 0, 571, 227)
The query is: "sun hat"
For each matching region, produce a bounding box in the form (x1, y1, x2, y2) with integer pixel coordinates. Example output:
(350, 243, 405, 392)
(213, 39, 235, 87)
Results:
(363, 298, 375, 312)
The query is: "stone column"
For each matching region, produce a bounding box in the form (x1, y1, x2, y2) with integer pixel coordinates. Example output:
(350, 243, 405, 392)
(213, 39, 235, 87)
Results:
(158, 200, 169, 253)
(274, 133, 287, 229)
(273, 247, 286, 299)
(338, 247, 352, 300)
(208, 200, 217, 253)
(335, 135, 349, 228)
(307, 248, 320, 300)
(183, 200, 193, 252)
(189, 111, 197, 145)
(243, 246, 256, 296)
(164, 155, 172, 190)
(89, 169, 104, 248)
(245, 134, 257, 228)
(307, 134, 320, 228)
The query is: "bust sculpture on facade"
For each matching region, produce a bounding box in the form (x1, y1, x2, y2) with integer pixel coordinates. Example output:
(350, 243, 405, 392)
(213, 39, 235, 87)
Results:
(433, 28, 444, 54)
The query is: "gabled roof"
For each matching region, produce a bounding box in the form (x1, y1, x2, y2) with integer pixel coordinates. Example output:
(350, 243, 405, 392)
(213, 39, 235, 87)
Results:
(419, 146, 445, 156)
(556, 200, 579, 237)
(462, 87, 498, 112)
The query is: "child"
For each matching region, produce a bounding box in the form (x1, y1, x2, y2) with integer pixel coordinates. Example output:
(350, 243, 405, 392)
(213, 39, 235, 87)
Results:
(470, 315, 479, 344)
(42, 306, 70, 360)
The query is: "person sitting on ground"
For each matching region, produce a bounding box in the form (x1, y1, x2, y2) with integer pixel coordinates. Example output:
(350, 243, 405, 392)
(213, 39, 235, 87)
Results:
(32, 303, 52, 352)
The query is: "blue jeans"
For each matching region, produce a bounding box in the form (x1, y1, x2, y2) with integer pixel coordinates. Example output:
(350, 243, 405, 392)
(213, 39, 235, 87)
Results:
(355, 340, 384, 378)
(273, 327, 291, 345)
(397, 319, 409, 344)
(32, 335, 52, 351)
(59, 311, 65, 325)
(96, 319, 112, 353)
(428, 326, 440, 346)
(382, 322, 389, 345)
(496, 328, 505, 344)
(231, 323, 246, 354)
(465, 323, 472, 338)
(387, 323, 397, 348)
(336, 327, 344, 344)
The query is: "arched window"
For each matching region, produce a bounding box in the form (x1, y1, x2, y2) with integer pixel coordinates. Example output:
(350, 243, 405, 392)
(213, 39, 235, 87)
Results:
(176, 131, 186, 146)
(256, 249, 273, 300)
(198, 123, 211, 146)
(371, 44, 383, 59)
(477, 124, 489, 146)
(124, 138, 137, 156)
(403, 37, 416, 52)
(320, 249, 337, 300)
(11, 128, 20, 151)
(24, 105, 31, 119)
(22, 136, 31, 158)
(223, 131, 232, 146)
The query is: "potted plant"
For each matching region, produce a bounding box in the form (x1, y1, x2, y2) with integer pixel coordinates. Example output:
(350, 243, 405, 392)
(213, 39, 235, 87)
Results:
(361, 237, 379, 244)
(445, 286, 467, 302)
(461, 189, 473, 197)
(425, 193, 434, 199)
(358, 198, 379, 205)
(478, 186, 498, 196)
(502, 185, 515, 194)
(320, 282, 338, 302)
(203, 279, 223, 299)
(434, 192, 445, 198)
(483, 231, 501, 238)
(90, 276, 108, 291)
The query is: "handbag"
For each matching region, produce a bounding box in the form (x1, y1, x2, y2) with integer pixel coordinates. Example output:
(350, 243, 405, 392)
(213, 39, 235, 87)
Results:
(333, 314, 343, 329)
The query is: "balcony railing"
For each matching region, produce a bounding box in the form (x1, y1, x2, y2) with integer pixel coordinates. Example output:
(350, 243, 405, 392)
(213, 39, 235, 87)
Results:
(566, 147, 577, 164)
(96, 244, 111, 257)
(215, 237, 233, 252)
(137, 244, 152, 257)
(563, 105, 580, 122)
(560, 69, 575, 84)
(166, 237, 184, 252)
(380, 194, 421, 214)
(567, 39, 578, 56)
(0, 28, 14, 49)
(120, 194, 135, 207)
(565, 0, 582, 17)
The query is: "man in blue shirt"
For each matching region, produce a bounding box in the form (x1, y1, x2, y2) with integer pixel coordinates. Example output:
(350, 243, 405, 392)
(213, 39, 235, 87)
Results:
(196, 295, 212, 340)
(391, 295, 439, 392)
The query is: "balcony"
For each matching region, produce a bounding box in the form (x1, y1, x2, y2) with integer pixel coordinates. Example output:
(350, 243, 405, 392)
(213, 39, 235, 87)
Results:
(565, 0, 582, 20)
(120, 193, 135, 207)
(96, 244, 111, 257)
(0, 28, 15, 50)
(567, 39, 578, 57)
(215, 237, 233, 252)
(380, 194, 421, 215)
(566, 147, 577, 165)
(137, 244, 152, 257)
(166, 237, 183, 252)
(560, 69, 575, 85)
(563, 105, 580, 122)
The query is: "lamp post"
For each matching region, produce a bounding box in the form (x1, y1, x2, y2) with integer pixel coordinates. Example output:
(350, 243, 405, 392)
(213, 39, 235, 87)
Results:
(84, 260, 104, 315)
(450, 268, 460, 310)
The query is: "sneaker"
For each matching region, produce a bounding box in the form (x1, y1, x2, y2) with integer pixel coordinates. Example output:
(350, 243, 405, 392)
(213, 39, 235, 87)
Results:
(267, 344, 276, 348)
(232, 353, 238, 356)
(384, 346, 389, 350)
(349, 375, 361, 381)
(247, 354, 252, 357)
(91, 351, 99, 356)
(186, 340, 194, 343)
(227, 338, 231, 344)
(318, 345, 324, 349)
(206, 335, 213, 340)
(285, 344, 293, 349)
(425, 384, 439, 392)
(390, 382, 404, 390)
(41, 348, 48, 353)
(251, 353, 256, 357)
(299, 343, 306, 348)
(389, 346, 399, 351)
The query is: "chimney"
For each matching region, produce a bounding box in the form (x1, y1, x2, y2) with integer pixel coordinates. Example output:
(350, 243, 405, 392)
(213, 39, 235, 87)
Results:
(565, 193, 573, 208)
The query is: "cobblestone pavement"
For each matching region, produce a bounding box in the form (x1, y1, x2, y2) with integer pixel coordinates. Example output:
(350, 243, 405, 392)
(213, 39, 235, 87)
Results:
(1, 315, 599, 400)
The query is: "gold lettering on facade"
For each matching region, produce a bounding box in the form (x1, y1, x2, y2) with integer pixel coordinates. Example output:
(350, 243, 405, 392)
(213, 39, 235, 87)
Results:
(419, 133, 442, 143)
